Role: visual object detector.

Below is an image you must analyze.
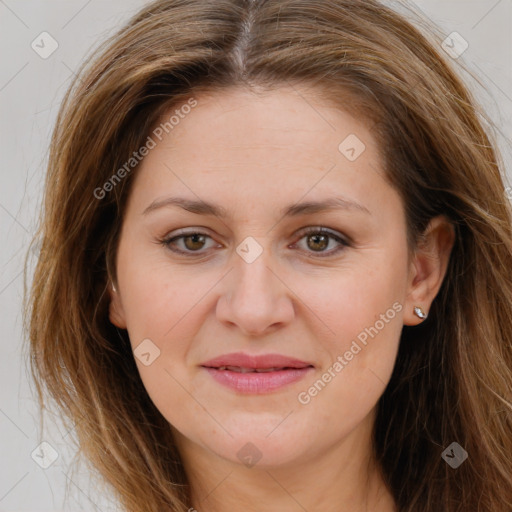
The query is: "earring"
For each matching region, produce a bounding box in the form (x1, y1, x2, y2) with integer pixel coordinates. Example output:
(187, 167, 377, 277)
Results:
(413, 306, 427, 319)
(111, 282, 117, 293)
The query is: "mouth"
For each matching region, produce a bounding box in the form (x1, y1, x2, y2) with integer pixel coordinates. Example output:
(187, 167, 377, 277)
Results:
(213, 365, 310, 372)
(200, 353, 314, 393)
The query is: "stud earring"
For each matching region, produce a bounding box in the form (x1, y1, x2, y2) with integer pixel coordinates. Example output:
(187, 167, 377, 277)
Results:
(413, 306, 427, 319)
(111, 282, 117, 293)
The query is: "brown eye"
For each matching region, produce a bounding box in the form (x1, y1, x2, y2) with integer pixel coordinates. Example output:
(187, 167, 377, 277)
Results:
(161, 231, 218, 255)
(306, 233, 329, 252)
(159, 227, 349, 258)
(181, 233, 207, 251)
(293, 227, 350, 257)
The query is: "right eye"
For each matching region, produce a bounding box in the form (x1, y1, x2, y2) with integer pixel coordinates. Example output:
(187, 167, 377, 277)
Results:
(159, 230, 221, 256)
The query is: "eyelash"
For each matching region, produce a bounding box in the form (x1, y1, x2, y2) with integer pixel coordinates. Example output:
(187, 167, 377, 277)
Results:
(158, 226, 350, 258)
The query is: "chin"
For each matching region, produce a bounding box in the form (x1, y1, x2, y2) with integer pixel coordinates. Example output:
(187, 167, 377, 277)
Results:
(221, 436, 309, 469)
(194, 416, 317, 469)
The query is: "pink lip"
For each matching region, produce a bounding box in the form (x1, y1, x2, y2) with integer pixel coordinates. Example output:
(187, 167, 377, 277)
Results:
(200, 352, 314, 394)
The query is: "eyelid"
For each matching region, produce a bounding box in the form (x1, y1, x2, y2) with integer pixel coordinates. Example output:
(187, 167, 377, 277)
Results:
(295, 226, 351, 245)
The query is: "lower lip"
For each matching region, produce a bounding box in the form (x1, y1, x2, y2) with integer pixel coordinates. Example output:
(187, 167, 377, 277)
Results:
(202, 367, 314, 393)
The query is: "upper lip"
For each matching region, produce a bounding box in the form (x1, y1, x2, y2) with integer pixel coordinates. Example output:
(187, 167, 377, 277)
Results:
(200, 352, 314, 370)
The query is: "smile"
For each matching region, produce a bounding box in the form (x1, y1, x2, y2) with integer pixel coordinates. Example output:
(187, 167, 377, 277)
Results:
(216, 366, 291, 373)
(200, 352, 315, 393)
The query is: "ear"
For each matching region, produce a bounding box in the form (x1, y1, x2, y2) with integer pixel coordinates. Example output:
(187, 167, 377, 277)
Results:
(108, 281, 127, 329)
(403, 215, 455, 326)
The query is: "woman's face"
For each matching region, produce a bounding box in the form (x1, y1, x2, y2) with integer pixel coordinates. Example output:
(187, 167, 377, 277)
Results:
(109, 85, 430, 469)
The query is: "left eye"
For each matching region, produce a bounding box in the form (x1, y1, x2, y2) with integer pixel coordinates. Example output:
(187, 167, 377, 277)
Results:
(292, 227, 349, 257)
(159, 227, 349, 257)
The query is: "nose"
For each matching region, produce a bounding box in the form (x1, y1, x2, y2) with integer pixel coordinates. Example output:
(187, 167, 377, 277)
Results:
(215, 244, 295, 337)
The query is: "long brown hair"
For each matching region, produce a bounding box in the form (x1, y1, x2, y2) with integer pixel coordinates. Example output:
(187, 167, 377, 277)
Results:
(24, 0, 512, 510)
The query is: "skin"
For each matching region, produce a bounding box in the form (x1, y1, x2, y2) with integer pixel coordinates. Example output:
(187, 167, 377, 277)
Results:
(108, 84, 454, 512)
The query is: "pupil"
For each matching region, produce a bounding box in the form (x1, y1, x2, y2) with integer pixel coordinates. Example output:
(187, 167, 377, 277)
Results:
(184, 234, 205, 250)
(308, 234, 328, 251)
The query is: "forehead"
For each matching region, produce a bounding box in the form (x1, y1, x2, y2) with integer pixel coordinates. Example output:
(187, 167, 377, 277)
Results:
(155, 85, 377, 158)
(127, 85, 394, 218)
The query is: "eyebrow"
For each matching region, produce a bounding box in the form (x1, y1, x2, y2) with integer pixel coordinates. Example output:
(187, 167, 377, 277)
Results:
(142, 195, 371, 218)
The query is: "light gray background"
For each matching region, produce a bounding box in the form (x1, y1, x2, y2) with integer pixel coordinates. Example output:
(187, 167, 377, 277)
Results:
(1, 1, 511, 510)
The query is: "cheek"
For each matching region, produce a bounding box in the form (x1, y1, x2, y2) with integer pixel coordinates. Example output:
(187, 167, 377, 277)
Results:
(115, 250, 203, 399)
(303, 253, 406, 351)
(295, 251, 406, 417)
(117, 239, 205, 340)
(295, 303, 403, 447)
